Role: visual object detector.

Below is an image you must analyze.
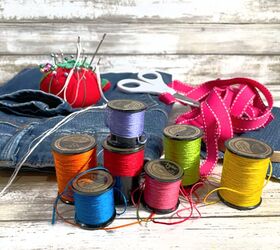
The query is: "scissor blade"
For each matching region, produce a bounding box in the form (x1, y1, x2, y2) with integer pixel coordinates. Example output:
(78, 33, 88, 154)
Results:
(173, 93, 200, 108)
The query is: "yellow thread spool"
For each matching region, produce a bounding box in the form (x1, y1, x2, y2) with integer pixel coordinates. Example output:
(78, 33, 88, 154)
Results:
(218, 137, 273, 210)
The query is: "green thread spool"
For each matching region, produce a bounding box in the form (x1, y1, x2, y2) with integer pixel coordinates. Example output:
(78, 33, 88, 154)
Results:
(163, 125, 203, 186)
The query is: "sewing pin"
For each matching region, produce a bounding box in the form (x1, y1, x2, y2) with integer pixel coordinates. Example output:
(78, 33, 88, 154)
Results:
(82, 55, 88, 67)
(92, 57, 102, 72)
(89, 33, 106, 66)
(75, 36, 81, 60)
(81, 48, 85, 62)
(51, 53, 56, 65)
(59, 49, 64, 62)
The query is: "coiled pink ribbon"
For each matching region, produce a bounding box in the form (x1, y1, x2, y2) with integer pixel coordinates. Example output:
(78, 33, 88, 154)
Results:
(159, 78, 274, 176)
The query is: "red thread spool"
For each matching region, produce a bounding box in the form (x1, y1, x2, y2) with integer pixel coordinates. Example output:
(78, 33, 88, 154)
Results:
(143, 159, 184, 214)
(103, 139, 145, 177)
(51, 134, 97, 204)
(103, 138, 145, 204)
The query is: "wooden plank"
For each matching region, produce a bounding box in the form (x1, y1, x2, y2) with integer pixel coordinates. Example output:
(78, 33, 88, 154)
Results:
(0, 0, 279, 23)
(0, 23, 280, 55)
(1, 170, 279, 221)
(1, 189, 280, 221)
(0, 55, 280, 86)
(0, 217, 280, 250)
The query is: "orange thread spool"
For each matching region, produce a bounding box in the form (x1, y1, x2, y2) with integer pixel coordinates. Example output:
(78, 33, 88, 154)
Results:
(51, 134, 97, 203)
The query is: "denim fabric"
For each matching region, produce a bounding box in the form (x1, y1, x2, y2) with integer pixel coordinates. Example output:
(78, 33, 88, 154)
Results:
(200, 107, 280, 180)
(239, 107, 280, 180)
(0, 68, 172, 168)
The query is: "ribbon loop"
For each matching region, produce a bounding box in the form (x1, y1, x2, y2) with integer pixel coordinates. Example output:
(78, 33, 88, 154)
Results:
(161, 77, 274, 176)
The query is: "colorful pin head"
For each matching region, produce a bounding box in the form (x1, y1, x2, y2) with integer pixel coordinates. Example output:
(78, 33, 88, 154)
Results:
(39, 36, 110, 108)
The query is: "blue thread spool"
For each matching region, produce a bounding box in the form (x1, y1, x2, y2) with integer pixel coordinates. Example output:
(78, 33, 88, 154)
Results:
(72, 168, 116, 229)
(106, 99, 147, 148)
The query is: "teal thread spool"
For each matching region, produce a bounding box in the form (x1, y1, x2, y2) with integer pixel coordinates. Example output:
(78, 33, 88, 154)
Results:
(163, 125, 203, 186)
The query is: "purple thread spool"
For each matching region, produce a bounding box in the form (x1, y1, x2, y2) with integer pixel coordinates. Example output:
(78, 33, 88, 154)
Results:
(106, 100, 147, 147)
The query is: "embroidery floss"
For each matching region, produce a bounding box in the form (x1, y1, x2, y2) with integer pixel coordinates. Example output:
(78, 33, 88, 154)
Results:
(103, 139, 145, 204)
(143, 159, 184, 214)
(205, 137, 273, 210)
(72, 168, 117, 229)
(0, 104, 106, 197)
(163, 125, 203, 186)
(51, 134, 97, 204)
(106, 99, 147, 148)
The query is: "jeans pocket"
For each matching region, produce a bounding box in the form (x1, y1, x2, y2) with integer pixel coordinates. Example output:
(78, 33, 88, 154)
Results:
(0, 122, 35, 166)
(0, 90, 72, 117)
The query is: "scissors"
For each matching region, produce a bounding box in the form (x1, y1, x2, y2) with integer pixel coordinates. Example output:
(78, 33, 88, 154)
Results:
(117, 71, 200, 108)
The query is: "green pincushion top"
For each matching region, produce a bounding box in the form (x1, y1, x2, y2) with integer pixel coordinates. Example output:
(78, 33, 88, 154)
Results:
(56, 59, 92, 69)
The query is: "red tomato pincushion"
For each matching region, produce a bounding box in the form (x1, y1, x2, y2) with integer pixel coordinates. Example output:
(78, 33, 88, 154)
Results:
(39, 36, 110, 108)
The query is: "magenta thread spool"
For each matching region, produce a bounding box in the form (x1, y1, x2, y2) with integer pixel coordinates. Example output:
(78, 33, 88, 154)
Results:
(143, 159, 184, 214)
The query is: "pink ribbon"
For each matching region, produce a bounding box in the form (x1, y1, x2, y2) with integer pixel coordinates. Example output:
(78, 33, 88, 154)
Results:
(159, 78, 274, 176)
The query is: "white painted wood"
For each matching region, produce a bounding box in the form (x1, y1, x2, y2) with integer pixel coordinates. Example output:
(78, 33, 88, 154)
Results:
(0, 0, 279, 23)
(1, 55, 280, 86)
(0, 217, 280, 250)
(1, 168, 280, 250)
(0, 23, 279, 55)
(1, 169, 280, 221)
(0, 1, 279, 249)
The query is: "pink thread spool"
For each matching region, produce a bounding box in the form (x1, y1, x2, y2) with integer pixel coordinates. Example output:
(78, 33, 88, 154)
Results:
(143, 159, 184, 214)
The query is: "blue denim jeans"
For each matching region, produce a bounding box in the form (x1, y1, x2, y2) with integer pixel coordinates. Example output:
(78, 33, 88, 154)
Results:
(199, 107, 280, 179)
(239, 107, 280, 180)
(0, 68, 172, 169)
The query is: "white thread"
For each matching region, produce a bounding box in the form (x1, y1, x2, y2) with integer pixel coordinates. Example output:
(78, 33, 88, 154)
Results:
(95, 65, 109, 103)
(56, 40, 82, 100)
(0, 104, 107, 197)
(0, 68, 108, 196)
(69, 69, 87, 106)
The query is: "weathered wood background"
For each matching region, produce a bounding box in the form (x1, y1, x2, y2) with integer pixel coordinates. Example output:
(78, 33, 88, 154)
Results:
(0, 0, 280, 105)
(0, 1, 280, 249)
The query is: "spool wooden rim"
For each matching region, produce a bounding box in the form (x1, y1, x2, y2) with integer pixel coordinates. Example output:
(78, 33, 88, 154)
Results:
(75, 210, 116, 230)
(163, 124, 203, 141)
(218, 191, 262, 210)
(102, 138, 145, 154)
(144, 159, 184, 183)
(142, 199, 180, 215)
(51, 134, 96, 155)
(107, 99, 147, 113)
(225, 137, 273, 159)
(72, 169, 114, 196)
